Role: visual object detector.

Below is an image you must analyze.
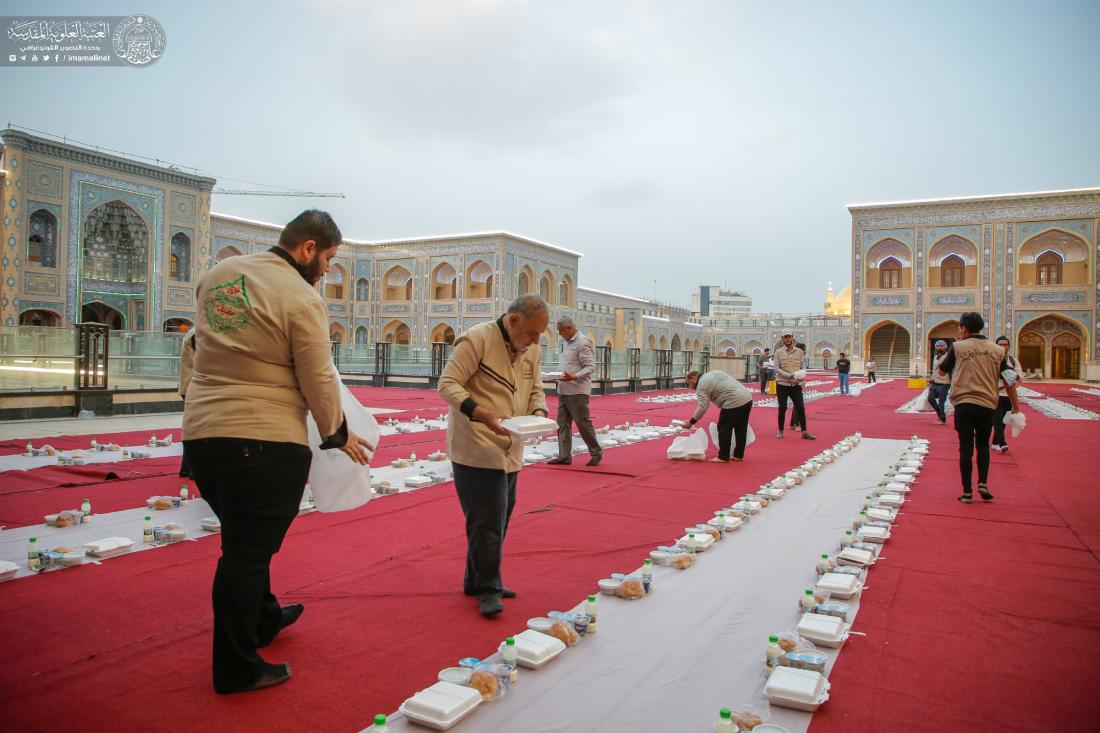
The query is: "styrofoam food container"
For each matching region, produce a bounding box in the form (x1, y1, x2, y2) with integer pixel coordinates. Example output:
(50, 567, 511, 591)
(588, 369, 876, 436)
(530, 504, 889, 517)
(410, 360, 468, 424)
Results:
(857, 525, 890, 544)
(877, 492, 904, 507)
(797, 612, 850, 648)
(676, 532, 715, 552)
(399, 681, 482, 730)
(817, 572, 862, 599)
(404, 475, 433, 488)
(44, 514, 58, 525)
(59, 552, 83, 568)
(437, 667, 472, 685)
(83, 536, 134, 558)
(867, 507, 896, 523)
(0, 560, 18, 581)
(598, 578, 621, 595)
(753, 725, 792, 733)
(898, 466, 918, 475)
(759, 486, 785, 499)
(837, 547, 875, 567)
(506, 629, 566, 669)
(526, 617, 553, 632)
(501, 415, 558, 436)
(884, 482, 910, 493)
(732, 500, 761, 514)
(765, 666, 830, 712)
(201, 517, 221, 532)
(891, 474, 915, 484)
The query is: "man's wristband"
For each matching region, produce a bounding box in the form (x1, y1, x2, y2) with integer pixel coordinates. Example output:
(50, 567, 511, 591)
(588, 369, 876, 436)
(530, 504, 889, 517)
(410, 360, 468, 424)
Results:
(460, 398, 478, 420)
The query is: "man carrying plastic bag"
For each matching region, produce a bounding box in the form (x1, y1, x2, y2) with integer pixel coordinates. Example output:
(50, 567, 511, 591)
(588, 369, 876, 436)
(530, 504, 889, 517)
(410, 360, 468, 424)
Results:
(667, 427, 709, 461)
(306, 376, 380, 512)
(683, 369, 754, 462)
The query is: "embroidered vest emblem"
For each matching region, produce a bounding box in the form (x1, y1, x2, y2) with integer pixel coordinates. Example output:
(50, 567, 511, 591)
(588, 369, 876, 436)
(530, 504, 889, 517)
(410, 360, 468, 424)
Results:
(203, 275, 252, 333)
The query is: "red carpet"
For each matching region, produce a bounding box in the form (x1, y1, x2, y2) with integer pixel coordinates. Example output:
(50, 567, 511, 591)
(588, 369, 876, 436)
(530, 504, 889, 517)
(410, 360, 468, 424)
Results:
(1, 381, 1097, 732)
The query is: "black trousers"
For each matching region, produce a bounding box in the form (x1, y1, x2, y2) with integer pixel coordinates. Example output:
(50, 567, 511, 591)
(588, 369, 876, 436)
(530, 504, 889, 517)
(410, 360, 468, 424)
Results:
(868, 371, 877, 383)
(992, 395, 1013, 447)
(759, 370, 771, 393)
(776, 384, 807, 432)
(556, 393, 602, 460)
(179, 442, 192, 478)
(716, 401, 753, 460)
(186, 438, 310, 692)
(928, 383, 950, 422)
(953, 403, 995, 492)
(453, 463, 518, 598)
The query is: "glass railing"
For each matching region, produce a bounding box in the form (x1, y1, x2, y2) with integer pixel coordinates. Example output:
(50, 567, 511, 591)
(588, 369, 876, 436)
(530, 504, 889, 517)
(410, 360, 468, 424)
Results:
(108, 331, 187, 390)
(0, 326, 81, 391)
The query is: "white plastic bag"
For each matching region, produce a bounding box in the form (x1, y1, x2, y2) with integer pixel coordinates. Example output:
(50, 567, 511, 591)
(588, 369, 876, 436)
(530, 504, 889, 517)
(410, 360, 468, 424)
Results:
(667, 428, 708, 461)
(848, 383, 863, 397)
(793, 369, 807, 382)
(710, 421, 755, 451)
(1004, 410, 1026, 438)
(745, 424, 756, 447)
(305, 378, 380, 512)
(916, 388, 934, 412)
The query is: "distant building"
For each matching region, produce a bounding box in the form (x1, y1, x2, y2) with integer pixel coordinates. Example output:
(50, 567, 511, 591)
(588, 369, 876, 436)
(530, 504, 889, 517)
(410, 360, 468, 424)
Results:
(692, 286, 752, 316)
(849, 188, 1100, 379)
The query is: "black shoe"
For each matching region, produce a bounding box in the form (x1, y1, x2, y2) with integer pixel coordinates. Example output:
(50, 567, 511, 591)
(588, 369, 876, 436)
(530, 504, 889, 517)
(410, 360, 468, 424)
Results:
(478, 594, 503, 616)
(978, 485, 994, 502)
(958, 492, 972, 504)
(802, 433, 817, 440)
(215, 663, 292, 695)
(586, 456, 602, 467)
(546, 457, 572, 465)
(257, 604, 304, 648)
(501, 587, 516, 599)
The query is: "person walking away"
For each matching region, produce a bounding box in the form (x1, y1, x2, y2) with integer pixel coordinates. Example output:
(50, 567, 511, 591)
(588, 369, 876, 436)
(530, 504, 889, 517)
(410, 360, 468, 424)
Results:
(991, 335, 1020, 452)
(758, 348, 772, 394)
(438, 295, 550, 616)
(935, 312, 1020, 504)
(547, 317, 603, 467)
(866, 358, 877, 383)
(684, 370, 754, 462)
(184, 210, 375, 694)
(928, 340, 951, 424)
(836, 352, 851, 395)
(774, 331, 815, 440)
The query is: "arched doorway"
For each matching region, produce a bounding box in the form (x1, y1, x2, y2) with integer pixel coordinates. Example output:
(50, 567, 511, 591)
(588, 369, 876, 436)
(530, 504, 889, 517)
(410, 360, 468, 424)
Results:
(926, 320, 959, 371)
(81, 302, 125, 330)
(431, 323, 456, 345)
(382, 319, 411, 345)
(865, 321, 911, 377)
(670, 334, 681, 351)
(163, 318, 193, 333)
(1018, 314, 1085, 379)
(329, 323, 346, 345)
(19, 309, 61, 327)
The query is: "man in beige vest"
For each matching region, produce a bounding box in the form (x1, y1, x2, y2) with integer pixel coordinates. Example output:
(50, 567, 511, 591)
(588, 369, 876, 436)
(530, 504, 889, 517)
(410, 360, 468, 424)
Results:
(935, 311, 1020, 504)
(438, 295, 549, 616)
(185, 210, 375, 694)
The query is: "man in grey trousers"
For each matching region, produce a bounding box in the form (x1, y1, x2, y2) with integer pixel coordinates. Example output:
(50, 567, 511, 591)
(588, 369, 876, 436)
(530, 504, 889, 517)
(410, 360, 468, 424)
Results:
(547, 317, 603, 467)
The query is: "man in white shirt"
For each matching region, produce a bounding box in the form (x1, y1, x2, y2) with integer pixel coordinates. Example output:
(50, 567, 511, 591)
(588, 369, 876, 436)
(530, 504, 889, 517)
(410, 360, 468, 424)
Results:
(547, 317, 603, 467)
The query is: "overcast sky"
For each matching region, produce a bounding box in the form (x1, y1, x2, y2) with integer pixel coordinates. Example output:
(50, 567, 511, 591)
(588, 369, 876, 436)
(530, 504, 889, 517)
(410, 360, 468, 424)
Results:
(5, 0, 1099, 312)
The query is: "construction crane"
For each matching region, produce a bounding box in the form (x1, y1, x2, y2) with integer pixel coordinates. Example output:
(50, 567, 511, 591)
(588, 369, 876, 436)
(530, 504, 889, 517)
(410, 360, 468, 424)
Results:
(213, 189, 345, 197)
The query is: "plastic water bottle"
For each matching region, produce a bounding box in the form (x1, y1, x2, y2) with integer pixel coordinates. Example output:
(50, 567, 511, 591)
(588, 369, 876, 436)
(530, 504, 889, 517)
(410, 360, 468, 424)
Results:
(716, 708, 735, 733)
(27, 536, 39, 570)
(842, 530, 854, 548)
(502, 637, 518, 683)
(642, 558, 653, 593)
(410, 451, 417, 461)
(766, 634, 783, 670)
(585, 595, 597, 634)
(81, 498, 91, 519)
(180, 485, 189, 506)
(801, 589, 817, 614)
(373, 714, 388, 732)
(143, 516, 153, 544)
(686, 533, 697, 554)
(817, 553, 831, 575)
(864, 495, 873, 509)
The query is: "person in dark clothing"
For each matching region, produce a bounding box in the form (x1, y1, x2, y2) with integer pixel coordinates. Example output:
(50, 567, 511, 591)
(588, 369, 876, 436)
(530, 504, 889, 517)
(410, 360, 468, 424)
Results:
(936, 312, 1020, 504)
(758, 348, 772, 394)
(789, 342, 807, 429)
(991, 336, 1020, 452)
(836, 352, 851, 395)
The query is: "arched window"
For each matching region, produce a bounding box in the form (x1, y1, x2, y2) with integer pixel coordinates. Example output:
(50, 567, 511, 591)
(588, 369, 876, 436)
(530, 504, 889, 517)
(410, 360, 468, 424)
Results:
(170, 232, 192, 282)
(355, 326, 369, 345)
(27, 209, 58, 268)
(329, 323, 345, 345)
(325, 265, 346, 299)
(355, 278, 369, 301)
(518, 269, 532, 295)
(879, 257, 901, 289)
(1037, 251, 1063, 285)
(539, 272, 554, 304)
(432, 263, 458, 299)
(485, 273, 494, 299)
(465, 260, 493, 298)
(940, 254, 964, 288)
(383, 266, 413, 301)
(558, 276, 573, 308)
